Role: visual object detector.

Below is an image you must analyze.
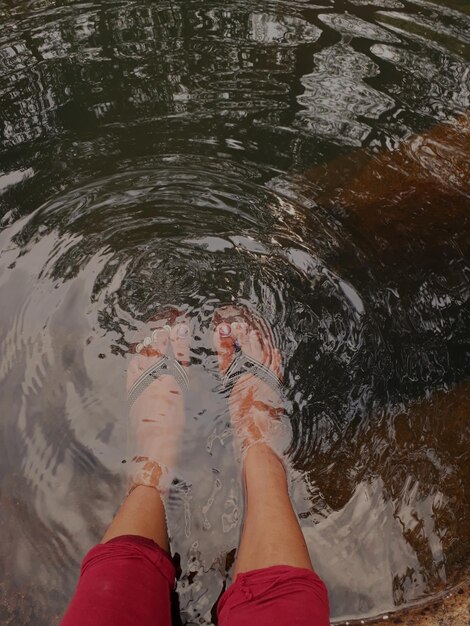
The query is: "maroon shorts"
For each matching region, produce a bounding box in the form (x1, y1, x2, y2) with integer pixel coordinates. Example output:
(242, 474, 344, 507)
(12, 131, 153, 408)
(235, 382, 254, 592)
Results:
(61, 535, 330, 626)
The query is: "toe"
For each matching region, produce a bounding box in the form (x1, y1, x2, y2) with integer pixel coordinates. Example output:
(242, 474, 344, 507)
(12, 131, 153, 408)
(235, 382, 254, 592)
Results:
(260, 324, 274, 366)
(170, 322, 191, 366)
(137, 334, 153, 366)
(272, 348, 283, 379)
(152, 326, 170, 356)
(138, 326, 169, 369)
(248, 329, 265, 363)
(214, 322, 235, 375)
(231, 321, 249, 352)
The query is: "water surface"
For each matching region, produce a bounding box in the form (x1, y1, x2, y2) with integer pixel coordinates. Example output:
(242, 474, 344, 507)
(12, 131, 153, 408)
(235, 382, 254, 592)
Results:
(0, 0, 470, 623)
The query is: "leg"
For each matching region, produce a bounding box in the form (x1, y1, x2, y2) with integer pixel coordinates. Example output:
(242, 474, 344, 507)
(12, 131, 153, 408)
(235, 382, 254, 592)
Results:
(61, 316, 191, 626)
(60, 532, 175, 626)
(235, 443, 312, 575)
(214, 309, 330, 625)
(101, 484, 170, 551)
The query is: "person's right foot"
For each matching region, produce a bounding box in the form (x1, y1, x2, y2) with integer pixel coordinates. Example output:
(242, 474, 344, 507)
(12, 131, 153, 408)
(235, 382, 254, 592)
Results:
(213, 306, 288, 461)
(127, 313, 190, 494)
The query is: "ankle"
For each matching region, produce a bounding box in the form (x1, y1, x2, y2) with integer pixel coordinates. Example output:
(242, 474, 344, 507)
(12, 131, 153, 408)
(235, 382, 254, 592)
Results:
(128, 458, 170, 495)
(243, 443, 286, 479)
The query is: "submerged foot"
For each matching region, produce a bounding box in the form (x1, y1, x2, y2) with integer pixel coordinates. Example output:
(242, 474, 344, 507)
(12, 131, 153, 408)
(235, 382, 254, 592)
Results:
(213, 305, 290, 463)
(127, 311, 190, 494)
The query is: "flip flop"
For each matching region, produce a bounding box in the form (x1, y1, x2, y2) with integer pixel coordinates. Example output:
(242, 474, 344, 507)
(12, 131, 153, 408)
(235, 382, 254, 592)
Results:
(128, 307, 190, 407)
(213, 305, 283, 395)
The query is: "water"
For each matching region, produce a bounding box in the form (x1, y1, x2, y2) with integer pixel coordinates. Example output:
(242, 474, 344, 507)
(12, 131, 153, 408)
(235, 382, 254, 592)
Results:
(0, 0, 469, 623)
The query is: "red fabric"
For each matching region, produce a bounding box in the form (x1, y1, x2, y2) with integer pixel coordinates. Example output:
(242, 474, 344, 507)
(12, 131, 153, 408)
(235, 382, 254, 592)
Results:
(60, 535, 175, 626)
(61, 536, 330, 626)
(217, 565, 330, 626)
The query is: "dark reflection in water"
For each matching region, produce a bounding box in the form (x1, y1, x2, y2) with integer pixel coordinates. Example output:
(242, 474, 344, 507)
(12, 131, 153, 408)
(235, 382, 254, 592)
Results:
(0, 0, 469, 623)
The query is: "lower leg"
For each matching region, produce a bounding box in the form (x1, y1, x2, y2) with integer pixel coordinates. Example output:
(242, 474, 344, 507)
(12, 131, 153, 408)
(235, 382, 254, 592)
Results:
(99, 320, 190, 551)
(212, 310, 314, 576)
(234, 443, 312, 575)
(218, 443, 329, 626)
(101, 485, 169, 551)
(61, 318, 192, 626)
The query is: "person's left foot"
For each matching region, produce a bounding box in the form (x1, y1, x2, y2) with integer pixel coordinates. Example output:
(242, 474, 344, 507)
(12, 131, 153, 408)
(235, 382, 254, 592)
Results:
(127, 316, 190, 494)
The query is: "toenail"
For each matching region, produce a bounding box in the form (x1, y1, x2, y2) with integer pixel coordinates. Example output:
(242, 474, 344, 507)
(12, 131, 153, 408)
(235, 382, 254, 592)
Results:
(152, 328, 168, 341)
(135, 343, 144, 353)
(143, 336, 152, 346)
(177, 324, 189, 338)
(231, 322, 239, 331)
(219, 323, 231, 337)
(163, 324, 171, 333)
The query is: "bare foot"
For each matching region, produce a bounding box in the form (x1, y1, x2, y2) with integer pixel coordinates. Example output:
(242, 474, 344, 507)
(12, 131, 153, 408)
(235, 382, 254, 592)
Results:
(127, 315, 190, 494)
(213, 306, 290, 464)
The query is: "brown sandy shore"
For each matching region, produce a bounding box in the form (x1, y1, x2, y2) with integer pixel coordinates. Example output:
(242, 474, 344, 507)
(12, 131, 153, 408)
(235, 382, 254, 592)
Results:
(336, 580, 470, 626)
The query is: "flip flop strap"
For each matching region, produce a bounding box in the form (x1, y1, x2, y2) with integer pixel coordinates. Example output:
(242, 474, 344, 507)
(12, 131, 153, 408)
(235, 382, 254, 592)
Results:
(223, 354, 283, 395)
(172, 359, 190, 391)
(128, 356, 189, 407)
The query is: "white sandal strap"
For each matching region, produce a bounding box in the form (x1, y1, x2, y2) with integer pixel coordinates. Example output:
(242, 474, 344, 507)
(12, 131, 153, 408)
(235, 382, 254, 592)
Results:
(128, 356, 189, 407)
(222, 354, 283, 394)
(173, 359, 190, 391)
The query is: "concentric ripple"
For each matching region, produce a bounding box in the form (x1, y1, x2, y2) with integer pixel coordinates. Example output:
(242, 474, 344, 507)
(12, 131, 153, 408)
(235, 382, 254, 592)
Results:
(0, 0, 469, 624)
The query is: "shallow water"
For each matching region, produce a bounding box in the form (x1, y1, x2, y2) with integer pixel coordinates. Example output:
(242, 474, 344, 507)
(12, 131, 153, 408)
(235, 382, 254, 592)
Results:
(0, 0, 470, 623)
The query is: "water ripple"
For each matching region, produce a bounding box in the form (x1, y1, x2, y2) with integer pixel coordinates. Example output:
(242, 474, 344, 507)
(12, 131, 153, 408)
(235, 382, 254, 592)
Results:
(1, 0, 470, 623)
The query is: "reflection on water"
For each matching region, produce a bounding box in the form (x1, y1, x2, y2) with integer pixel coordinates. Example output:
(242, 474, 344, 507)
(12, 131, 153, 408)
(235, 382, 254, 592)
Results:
(0, 0, 469, 623)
